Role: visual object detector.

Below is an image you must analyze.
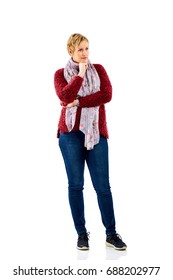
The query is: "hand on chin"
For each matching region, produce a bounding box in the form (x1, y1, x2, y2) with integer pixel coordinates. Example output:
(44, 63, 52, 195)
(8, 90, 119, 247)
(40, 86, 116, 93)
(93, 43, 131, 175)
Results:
(80, 58, 88, 63)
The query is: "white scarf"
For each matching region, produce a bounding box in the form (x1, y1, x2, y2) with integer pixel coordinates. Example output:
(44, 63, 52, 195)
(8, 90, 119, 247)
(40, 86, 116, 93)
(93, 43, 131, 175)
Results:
(64, 58, 100, 150)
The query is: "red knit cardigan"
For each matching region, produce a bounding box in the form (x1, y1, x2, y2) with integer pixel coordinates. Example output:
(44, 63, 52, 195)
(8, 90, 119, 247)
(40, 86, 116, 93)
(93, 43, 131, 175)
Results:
(54, 64, 112, 138)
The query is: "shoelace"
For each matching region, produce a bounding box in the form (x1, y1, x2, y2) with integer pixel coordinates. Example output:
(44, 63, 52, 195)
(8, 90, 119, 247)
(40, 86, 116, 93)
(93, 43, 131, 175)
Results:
(115, 233, 122, 240)
(78, 232, 90, 241)
(109, 233, 122, 241)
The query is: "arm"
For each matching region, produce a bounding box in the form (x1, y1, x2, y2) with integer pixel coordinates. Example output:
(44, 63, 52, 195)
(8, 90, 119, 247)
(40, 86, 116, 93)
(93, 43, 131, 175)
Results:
(54, 68, 83, 103)
(78, 64, 112, 107)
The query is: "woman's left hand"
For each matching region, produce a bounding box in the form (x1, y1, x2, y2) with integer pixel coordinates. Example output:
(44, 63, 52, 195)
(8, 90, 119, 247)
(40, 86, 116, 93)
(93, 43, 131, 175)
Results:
(65, 99, 79, 108)
(60, 99, 79, 108)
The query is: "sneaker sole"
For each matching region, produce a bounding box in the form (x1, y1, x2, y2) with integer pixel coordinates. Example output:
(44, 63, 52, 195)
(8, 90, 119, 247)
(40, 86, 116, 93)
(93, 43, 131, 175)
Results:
(106, 241, 127, 251)
(77, 246, 89, 250)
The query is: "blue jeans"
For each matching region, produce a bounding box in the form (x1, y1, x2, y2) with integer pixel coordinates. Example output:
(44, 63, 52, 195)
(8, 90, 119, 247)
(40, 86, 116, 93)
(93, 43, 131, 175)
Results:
(59, 131, 116, 236)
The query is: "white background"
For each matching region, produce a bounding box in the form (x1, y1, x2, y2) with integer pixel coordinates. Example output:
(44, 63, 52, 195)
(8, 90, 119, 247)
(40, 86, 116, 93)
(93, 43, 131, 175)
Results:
(0, 0, 173, 279)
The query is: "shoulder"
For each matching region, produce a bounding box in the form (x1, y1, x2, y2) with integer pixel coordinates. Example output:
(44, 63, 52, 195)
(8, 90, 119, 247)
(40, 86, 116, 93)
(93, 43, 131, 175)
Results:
(93, 64, 110, 80)
(93, 64, 105, 71)
(93, 64, 108, 75)
(54, 68, 64, 78)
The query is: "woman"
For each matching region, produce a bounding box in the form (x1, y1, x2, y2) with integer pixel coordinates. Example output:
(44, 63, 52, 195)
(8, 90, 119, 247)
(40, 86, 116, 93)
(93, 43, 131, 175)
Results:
(54, 33, 127, 251)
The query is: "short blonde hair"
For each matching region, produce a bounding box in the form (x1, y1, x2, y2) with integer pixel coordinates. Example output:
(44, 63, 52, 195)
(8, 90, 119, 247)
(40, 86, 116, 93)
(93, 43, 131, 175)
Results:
(67, 33, 89, 54)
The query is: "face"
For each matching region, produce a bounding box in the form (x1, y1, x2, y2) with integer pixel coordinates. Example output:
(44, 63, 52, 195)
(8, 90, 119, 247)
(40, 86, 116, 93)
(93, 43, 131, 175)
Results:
(70, 40, 89, 63)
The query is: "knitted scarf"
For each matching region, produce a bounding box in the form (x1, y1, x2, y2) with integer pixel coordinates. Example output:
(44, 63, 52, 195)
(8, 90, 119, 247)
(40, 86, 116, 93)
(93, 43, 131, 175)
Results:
(64, 58, 100, 150)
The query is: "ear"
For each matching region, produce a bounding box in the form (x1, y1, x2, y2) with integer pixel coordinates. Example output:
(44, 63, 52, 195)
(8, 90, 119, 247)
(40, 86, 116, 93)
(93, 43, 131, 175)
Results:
(68, 49, 73, 56)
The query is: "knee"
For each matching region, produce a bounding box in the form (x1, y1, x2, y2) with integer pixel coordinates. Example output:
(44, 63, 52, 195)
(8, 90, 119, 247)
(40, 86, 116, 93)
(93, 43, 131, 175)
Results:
(68, 182, 84, 192)
(94, 185, 112, 197)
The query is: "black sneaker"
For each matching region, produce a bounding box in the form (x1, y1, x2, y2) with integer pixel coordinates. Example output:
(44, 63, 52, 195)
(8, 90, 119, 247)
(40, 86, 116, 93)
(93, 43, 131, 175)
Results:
(77, 232, 89, 250)
(106, 233, 127, 250)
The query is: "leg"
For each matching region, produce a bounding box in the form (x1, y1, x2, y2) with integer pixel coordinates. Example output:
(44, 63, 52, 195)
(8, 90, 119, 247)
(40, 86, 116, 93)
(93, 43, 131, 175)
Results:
(59, 131, 87, 235)
(86, 136, 116, 235)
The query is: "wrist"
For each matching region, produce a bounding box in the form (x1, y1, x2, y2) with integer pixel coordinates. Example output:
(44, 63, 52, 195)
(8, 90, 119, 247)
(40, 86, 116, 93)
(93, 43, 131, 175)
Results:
(76, 99, 79, 106)
(78, 72, 85, 78)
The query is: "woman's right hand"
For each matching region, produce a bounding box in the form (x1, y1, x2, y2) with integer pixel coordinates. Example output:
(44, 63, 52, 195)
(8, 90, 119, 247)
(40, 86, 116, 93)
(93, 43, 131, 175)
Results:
(78, 62, 88, 78)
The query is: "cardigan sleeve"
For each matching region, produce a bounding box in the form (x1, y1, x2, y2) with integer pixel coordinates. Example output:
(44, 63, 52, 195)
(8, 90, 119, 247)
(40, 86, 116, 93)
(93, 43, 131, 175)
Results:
(78, 64, 112, 108)
(54, 68, 83, 103)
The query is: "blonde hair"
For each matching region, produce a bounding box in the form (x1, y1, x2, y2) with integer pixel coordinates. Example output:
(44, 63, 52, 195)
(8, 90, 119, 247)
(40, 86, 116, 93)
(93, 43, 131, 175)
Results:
(67, 33, 89, 54)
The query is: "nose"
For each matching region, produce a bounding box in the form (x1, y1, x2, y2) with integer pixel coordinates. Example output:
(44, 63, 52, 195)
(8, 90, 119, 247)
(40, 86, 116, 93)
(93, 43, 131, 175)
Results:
(82, 49, 88, 56)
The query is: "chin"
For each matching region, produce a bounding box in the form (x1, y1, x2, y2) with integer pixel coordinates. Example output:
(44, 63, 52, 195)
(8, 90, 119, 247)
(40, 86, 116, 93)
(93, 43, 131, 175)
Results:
(81, 59, 88, 63)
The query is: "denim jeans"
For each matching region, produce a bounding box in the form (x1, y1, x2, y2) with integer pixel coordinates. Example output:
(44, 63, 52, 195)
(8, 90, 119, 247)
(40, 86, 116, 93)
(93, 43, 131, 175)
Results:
(59, 130, 116, 236)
